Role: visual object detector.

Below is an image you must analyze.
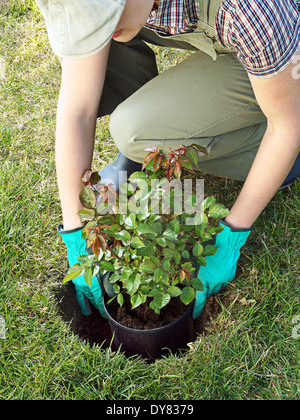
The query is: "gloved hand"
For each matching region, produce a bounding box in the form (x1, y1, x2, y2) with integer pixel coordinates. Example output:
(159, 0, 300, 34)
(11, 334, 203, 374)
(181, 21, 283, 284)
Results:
(193, 220, 252, 319)
(58, 224, 107, 318)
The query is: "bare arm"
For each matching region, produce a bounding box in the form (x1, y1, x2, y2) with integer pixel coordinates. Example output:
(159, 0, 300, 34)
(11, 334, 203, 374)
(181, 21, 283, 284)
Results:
(55, 44, 110, 230)
(225, 60, 300, 229)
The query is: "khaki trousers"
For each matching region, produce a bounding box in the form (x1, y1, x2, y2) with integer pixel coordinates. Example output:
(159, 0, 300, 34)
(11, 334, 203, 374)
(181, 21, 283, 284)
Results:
(98, 28, 267, 181)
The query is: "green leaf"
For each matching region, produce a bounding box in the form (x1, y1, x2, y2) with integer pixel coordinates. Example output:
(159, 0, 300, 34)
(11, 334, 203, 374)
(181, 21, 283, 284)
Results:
(207, 224, 225, 235)
(131, 293, 143, 310)
(154, 267, 164, 282)
(136, 210, 151, 222)
(152, 221, 163, 235)
(156, 237, 167, 247)
(100, 261, 115, 272)
(151, 256, 160, 267)
(182, 250, 190, 259)
(78, 208, 96, 222)
(149, 301, 161, 315)
(120, 268, 134, 284)
(149, 287, 162, 297)
(123, 273, 141, 296)
(109, 272, 120, 283)
(124, 214, 137, 230)
(79, 186, 96, 209)
(117, 293, 124, 306)
(119, 182, 135, 196)
(186, 147, 199, 166)
(137, 242, 156, 257)
(113, 283, 120, 294)
(109, 224, 120, 233)
(84, 220, 97, 231)
(180, 287, 195, 305)
(63, 264, 83, 283)
(140, 259, 156, 274)
(96, 215, 115, 225)
(208, 203, 230, 219)
(136, 223, 157, 235)
(115, 214, 124, 225)
(195, 214, 209, 232)
(201, 196, 216, 210)
(84, 267, 93, 287)
(113, 230, 131, 242)
(175, 239, 186, 252)
(163, 259, 170, 271)
(168, 218, 180, 234)
(191, 277, 204, 291)
(140, 285, 150, 295)
(180, 158, 193, 170)
(193, 144, 209, 156)
(196, 256, 207, 267)
(163, 248, 174, 259)
(131, 236, 145, 248)
(76, 254, 95, 265)
(182, 224, 194, 233)
(152, 293, 171, 310)
(162, 229, 177, 241)
(96, 202, 113, 216)
(204, 244, 218, 256)
(165, 239, 176, 250)
(128, 171, 149, 183)
(174, 251, 181, 265)
(167, 286, 182, 297)
(193, 243, 203, 257)
(133, 274, 142, 295)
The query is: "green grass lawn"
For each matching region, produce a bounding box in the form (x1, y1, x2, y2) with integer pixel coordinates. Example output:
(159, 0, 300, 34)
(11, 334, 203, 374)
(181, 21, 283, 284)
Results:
(0, 0, 299, 400)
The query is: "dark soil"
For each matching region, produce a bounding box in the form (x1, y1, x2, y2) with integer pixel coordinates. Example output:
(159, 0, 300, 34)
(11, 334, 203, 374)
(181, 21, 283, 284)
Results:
(54, 281, 226, 349)
(107, 294, 189, 330)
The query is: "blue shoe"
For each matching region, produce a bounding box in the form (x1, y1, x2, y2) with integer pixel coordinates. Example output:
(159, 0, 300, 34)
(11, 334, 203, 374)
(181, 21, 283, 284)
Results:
(281, 152, 300, 189)
(98, 152, 142, 192)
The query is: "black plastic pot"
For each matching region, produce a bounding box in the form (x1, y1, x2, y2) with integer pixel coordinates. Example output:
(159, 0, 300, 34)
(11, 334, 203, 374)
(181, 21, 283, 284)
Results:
(104, 299, 195, 360)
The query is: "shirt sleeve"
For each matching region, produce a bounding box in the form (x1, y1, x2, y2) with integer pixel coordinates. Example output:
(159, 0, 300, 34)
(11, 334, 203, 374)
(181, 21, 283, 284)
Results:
(216, 0, 300, 78)
(36, 0, 126, 59)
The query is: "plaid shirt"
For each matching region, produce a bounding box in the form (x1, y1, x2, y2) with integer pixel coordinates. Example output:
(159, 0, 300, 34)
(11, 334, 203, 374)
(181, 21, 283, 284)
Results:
(216, 0, 300, 77)
(146, 0, 300, 77)
(145, 0, 199, 35)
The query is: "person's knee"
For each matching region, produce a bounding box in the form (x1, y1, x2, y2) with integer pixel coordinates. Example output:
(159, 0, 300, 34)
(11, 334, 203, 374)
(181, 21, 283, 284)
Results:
(109, 102, 145, 162)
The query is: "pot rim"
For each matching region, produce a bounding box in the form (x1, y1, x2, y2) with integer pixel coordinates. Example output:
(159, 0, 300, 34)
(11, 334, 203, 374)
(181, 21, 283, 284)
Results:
(103, 297, 195, 334)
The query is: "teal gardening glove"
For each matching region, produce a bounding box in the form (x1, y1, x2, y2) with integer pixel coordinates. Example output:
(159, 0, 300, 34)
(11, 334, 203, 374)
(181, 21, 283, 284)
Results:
(193, 220, 252, 319)
(58, 225, 107, 318)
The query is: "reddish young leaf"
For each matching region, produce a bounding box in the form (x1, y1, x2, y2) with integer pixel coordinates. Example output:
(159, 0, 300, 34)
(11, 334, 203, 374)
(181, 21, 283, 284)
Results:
(98, 224, 110, 230)
(92, 237, 101, 258)
(142, 152, 155, 171)
(97, 234, 108, 251)
(182, 266, 191, 281)
(179, 269, 186, 282)
(174, 160, 182, 179)
(144, 146, 160, 153)
(152, 152, 165, 173)
(97, 184, 117, 203)
(81, 169, 93, 184)
(86, 231, 96, 248)
(90, 172, 101, 186)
